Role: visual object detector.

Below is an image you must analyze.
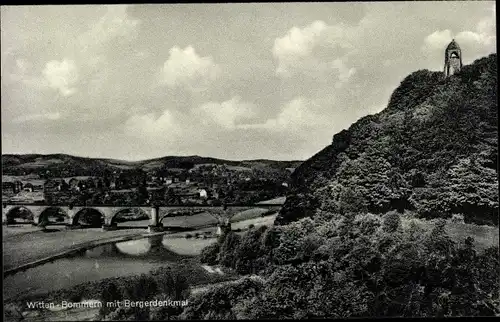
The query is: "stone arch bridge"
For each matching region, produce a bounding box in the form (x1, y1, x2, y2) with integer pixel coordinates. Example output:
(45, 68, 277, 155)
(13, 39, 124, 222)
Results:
(2, 203, 283, 232)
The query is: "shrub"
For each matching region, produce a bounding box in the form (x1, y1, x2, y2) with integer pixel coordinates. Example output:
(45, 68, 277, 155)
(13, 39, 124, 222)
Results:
(154, 270, 189, 300)
(200, 243, 220, 265)
(382, 211, 402, 233)
(123, 274, 158, 301)
(179, 277, 265, 320)
(98, 281, 122, 318)
(149, 294, 184, 320)
(219, 232, 242, 267)
(451, 213, 465, 223)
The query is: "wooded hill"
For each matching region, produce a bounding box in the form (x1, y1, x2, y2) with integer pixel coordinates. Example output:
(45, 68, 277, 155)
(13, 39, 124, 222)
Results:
(278, 54, 498, 226)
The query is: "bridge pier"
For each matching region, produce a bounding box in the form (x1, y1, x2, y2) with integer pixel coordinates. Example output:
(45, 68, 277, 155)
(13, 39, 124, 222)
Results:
(148, 206, 163, 233)
(216, 217, 231, 237)
(102, 216, 117, 231)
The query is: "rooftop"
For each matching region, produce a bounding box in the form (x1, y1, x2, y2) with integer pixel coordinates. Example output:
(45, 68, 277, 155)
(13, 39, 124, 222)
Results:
(446, 39, 461, 51)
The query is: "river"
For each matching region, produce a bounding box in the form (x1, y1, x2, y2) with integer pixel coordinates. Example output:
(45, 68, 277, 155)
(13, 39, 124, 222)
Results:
(3, 234, 217, 302)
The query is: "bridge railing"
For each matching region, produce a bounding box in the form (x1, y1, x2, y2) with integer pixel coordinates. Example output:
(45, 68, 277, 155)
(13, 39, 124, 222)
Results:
(2, 202, 284, 208)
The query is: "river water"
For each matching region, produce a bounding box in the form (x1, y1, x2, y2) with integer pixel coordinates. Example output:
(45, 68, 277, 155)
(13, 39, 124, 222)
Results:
(3, 234, 217, 301)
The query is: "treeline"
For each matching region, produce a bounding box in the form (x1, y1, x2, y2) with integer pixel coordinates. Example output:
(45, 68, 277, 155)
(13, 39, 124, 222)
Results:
(191, 212, 499, 318)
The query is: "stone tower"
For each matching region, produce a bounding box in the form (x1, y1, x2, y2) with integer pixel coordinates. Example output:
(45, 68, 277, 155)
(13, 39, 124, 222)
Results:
(444, 39, 462, 77)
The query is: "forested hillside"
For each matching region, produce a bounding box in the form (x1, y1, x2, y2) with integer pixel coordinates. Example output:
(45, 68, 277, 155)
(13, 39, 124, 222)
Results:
(278, 54, 498, 226)
(33, 54, 499, 321)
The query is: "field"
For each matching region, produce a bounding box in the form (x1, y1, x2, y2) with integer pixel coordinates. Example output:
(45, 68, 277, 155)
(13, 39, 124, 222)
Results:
(230, 208, 275, 222)
(232, 214, 276, 230)
(257, 196, 286, 204)
(401, 217, 499, 251)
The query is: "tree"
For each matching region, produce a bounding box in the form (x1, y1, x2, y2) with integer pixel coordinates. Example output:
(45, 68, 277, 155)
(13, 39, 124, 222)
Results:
(136, 181, 150, 205)
(99, 281, 122, 318)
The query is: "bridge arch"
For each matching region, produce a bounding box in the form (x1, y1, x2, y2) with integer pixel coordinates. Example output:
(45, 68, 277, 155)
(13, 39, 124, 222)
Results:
(110, 208, 151, 227)
(37, 207, 70, 226)
(5, 206, 35, 224)
(72, 208, 105, 227)
(159, 209, 221, 229)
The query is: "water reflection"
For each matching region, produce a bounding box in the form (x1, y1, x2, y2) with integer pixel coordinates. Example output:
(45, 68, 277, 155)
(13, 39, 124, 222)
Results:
(84, 234, 188, 260)
(4, 234, 217, 301)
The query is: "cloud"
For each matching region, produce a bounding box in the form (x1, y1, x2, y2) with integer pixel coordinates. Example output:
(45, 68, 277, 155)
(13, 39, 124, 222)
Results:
(42, 59, 78, 96)
(12, 112, 61, 123)
(272, 20, 356, 90)
(194, 96, 256, 130)
(15, 59, 30, 73)
(79, 5, 140, 51)
(330, 59, 357, 88)
(124, 109, 179, 139)
(273, 20, 327, 62)
(422, 5, 496, 54)
(240, 97, 329, 132)
(422, 29, 454, 52)
(2, 2, 496, 161)
(161, 46, 219, 92)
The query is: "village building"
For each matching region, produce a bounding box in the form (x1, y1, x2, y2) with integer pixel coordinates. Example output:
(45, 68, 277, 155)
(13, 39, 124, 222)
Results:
(2, 182, 16, 194)
(44, 178, 69, 192)
(68, 178, 80, 191)
(199, 189, 208, 199)
(23, 183, 34, 192)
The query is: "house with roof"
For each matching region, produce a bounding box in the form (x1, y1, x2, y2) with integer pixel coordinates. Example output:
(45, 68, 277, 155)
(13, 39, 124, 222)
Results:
(199, 189, 208, 199)
(44, 178, 69, 193)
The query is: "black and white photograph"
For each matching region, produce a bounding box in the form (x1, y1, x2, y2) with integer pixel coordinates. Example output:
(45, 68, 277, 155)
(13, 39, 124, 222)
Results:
(1, 2, 498, 320)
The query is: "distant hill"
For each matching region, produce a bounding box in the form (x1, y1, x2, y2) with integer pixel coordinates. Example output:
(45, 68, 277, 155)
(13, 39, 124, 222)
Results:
(277, 54, 498, 226)
(1, 153, 302, 176)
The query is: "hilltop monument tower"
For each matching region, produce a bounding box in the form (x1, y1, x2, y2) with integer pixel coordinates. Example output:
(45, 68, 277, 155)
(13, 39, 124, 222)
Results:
(444, 39, 463, 77)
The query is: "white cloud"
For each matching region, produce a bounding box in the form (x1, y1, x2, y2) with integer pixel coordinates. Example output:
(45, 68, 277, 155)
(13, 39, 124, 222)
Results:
(194, 96, 256, 129)
(330, 59, 356, 88)
(422, 5, 496, 54)
(273, 20, 327, 61)
(124, 110, 179, 139)
(272, 20, 355, 83)
(15, 59, 30, 73)
(42, 59, 78, 96)
(240, 97, 328, 131)
(422, 29, 454, 52)
(161, 46, 219, 92)
(13, 112, 61, 123)
(79, 5, 140, 50)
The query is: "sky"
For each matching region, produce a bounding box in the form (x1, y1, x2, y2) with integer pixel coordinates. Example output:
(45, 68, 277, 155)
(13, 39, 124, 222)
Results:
(1, 2, 496, 161)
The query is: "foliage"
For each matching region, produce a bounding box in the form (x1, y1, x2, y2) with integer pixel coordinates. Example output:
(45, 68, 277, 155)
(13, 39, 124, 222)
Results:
(200, 243, 220, 265)
(179, 277, 265, 320)
(192, 210, 499, 318)
(98, 281, 122, 318)
(279, 54, 498, 226)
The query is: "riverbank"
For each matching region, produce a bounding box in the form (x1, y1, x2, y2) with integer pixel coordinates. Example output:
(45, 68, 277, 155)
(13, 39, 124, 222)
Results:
(3, 212, 280, 321)
(4, 260, 239, 322)
(4, 230, 172, 277)
(3, 227, 155, 271)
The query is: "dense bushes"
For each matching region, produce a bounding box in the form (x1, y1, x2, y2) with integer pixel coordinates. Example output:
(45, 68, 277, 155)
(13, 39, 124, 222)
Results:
(200, 243, 219, 265)
(193, 212, 499, 318)
(180, 277, 265, 320)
